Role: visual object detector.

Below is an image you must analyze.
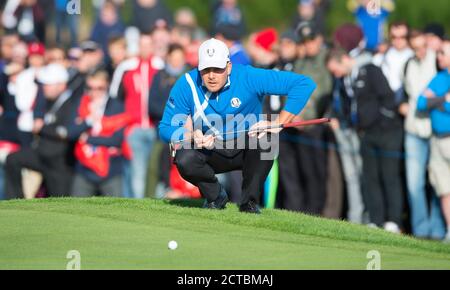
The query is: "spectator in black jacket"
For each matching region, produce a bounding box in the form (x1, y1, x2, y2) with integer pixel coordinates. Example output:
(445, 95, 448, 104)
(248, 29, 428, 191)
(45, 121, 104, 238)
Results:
(326, 48, 404, 233)
(0, 64, 22, 200)
(5, 63, 74, 199)
(149, 43, 190, 198)
(132, 0, 173, 33)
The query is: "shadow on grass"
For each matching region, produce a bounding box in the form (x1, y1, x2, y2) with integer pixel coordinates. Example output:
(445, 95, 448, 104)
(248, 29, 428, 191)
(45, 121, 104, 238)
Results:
(164, 199, 205, 209)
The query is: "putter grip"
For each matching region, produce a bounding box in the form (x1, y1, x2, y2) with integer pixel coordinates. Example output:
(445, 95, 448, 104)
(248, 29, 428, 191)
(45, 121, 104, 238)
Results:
(282, 118, 330, 128)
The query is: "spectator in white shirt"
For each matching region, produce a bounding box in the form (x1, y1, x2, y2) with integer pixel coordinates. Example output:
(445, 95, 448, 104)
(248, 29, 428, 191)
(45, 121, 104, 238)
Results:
(373, 22, 413, 103)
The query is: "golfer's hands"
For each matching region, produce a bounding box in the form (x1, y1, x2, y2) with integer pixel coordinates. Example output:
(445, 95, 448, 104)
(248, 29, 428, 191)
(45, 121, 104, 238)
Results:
(291, 115, 305, 132)
(330, 118, 340, 131)
(249, 121, 282, 139)
(193, 130, 215, 149)
(446, 92, 450, 102)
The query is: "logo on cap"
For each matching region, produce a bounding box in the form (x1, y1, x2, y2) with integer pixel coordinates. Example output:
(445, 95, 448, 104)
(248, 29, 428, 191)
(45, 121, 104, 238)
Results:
(231, 97, 241, 109)
(207, 48, 215, 57)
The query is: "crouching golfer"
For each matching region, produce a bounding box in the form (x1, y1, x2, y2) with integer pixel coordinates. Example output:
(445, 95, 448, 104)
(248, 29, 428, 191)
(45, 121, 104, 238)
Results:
(159, 38, 316, 213)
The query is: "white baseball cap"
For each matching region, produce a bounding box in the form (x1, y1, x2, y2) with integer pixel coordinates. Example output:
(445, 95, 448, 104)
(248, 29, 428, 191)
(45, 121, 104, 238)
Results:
(37, 64, 69, 85)
(198, 38, 230, 71)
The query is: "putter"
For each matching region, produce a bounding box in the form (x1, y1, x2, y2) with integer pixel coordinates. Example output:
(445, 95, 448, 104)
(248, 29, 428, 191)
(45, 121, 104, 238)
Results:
(172, 118, 330, 146)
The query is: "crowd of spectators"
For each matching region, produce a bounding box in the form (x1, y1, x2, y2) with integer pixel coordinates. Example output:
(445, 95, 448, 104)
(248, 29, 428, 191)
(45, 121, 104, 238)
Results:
(0, 0, 449, 241)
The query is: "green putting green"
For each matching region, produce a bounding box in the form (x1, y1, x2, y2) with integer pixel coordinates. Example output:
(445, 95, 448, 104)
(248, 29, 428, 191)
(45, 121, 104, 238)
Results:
(0, 198, 449, 270)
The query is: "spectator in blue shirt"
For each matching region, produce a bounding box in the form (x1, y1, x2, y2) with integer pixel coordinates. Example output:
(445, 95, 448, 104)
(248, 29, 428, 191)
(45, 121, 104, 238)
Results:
(55, 0, 79, 47)
(90, 0, 125, 58)
(348, 0, 395, 52)
(417, 39, 450, 242)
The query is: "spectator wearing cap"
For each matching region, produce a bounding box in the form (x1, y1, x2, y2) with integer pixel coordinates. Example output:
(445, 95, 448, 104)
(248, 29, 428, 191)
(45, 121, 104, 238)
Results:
(68, 41, 106, 103)
(90, 0, 126, 60)
(54, 0, 79, 48)
(417, 38, 450, 242)
(5, 64, 74, 199)
(278, 31, 300, 71)
(279, 22, 333, 215)
(292, 0, 330, 36)
(66, 47, 82, 79)
(247, 28, 279, 69)
(215, 24, 251, 66)
(295, 22, 332, 122)
(211, 0, 246, 39)
(69, 70, 127, 197)
(400, 30, 446, 240)
(27, 41, 46, 70)
(348, 0, 395, 52)
(334, 23, 363, 53)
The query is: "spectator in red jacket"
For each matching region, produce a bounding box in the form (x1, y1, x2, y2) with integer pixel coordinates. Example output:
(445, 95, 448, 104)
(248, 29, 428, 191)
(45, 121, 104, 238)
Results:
(121, 30, 161, 198)
(69, 70, 127, 197)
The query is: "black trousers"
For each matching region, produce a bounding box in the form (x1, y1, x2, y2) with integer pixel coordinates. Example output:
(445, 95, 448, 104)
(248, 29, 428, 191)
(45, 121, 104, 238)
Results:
(5, 148, 73, 199)
(278, 126, 328, 215)
(173, 136, 275, 205)
(159, 143, 171, 188)
(360, 127, 404, 226)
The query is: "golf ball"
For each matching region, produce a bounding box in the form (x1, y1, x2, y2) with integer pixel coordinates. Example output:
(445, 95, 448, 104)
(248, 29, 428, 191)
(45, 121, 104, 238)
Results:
(168, 240, 178, 250)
